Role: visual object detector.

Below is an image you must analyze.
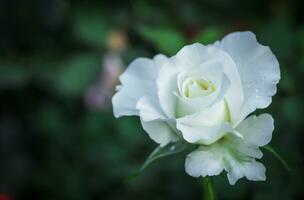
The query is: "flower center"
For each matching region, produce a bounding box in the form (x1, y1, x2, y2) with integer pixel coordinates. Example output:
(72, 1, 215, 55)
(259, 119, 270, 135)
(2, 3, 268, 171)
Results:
(182, 77, 216, 98)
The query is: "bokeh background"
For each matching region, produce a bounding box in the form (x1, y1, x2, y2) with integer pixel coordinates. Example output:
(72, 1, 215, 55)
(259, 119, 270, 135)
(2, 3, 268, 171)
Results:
(1, 0, 304, 199)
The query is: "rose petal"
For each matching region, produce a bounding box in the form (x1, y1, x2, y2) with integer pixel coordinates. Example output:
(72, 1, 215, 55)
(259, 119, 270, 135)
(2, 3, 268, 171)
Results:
(185, 146, 224, 177)
(227, 160, 266, 185)
(176, 101, 235, 145)
(216, 31, 280, 122)
(141, 119, 179, 147)
(113, 55, 168, 118)
(185, 113, 273, 185)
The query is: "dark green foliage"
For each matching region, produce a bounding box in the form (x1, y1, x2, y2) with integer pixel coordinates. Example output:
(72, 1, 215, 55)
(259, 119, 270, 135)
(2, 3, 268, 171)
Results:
(0, 0, 304, 199)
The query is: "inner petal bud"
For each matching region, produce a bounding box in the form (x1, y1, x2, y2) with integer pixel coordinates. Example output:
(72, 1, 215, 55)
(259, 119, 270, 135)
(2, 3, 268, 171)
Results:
(182, 77, 216, 98)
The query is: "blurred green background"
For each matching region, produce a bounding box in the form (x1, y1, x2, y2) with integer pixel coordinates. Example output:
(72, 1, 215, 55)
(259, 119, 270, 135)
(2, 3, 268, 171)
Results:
(0, 0, 304, 199)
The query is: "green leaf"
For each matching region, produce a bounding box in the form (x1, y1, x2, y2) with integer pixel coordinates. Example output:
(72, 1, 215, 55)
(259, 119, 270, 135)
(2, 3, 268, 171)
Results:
(0, 61, 30, 90)
(280, 67, 296, 93)
(259, 19, 293, 60)
(296, 27, 304, 54)
(262, 145, 292, 173)
(141, 141, 188, 170)
(126, 140, 188, 181)
(193, 27, 222, 45)
(55, 54, 100, 97)
(139, 26, 186, 55)
(72, 7, 107, 46)
(281, 98, 303, 127)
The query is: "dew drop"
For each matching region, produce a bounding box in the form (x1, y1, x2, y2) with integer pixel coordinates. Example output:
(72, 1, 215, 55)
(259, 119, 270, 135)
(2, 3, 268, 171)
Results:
(247, 82, 253, 88)
(170, 146, 176, 151)
(271, 80, 278, 84)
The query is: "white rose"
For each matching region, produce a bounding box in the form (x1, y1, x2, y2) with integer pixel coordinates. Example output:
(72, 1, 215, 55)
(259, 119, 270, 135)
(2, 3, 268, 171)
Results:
(112, 31, 280, 185)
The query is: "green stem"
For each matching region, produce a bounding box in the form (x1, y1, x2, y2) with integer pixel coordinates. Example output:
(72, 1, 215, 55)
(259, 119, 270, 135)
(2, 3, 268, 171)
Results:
(262, 145, 292, 173)
(203, 176, 215, 200)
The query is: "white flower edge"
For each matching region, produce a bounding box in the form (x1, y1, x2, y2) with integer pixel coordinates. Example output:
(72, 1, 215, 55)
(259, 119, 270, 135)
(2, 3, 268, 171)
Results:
(185, 114, 274, 185)
(213, 31, 280, 123)
(112, 54, 179, 146)
(112, 32, 280, 184)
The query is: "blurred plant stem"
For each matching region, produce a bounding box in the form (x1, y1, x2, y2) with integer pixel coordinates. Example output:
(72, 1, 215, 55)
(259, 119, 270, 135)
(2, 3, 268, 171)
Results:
(203, 176, 215, 200)
(262, 145, 292, 173)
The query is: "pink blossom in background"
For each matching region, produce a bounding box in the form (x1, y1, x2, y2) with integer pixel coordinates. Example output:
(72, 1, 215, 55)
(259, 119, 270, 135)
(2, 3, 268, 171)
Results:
(85, 52, 124, 109)
(85, 30, 127, 110)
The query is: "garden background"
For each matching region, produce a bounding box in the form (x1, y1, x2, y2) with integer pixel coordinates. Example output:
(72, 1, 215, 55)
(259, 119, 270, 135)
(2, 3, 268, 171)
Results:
(0, 0, 304, 199)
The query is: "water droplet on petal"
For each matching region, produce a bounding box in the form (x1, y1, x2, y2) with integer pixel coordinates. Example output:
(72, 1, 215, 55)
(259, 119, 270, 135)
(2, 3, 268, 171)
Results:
(247, 82, 253, 89)
(271, 80, 278, 84)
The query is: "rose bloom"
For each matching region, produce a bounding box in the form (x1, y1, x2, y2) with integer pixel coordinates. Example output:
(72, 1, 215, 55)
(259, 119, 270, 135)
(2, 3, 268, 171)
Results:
(112, 31, 280, 185)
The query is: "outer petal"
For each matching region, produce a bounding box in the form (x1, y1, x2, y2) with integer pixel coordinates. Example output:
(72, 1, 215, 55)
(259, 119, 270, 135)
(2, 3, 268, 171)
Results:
(237, 114, 274, 147)
(173, 43, 236, 71)
(185, 143, 266, 185)
(216, 31, 280, 121)
(185, 143, 267, 185)
(185, 146, 224, 177)
(227, 160, 266, 185)
(173, 43, 214, 69)
(185, 114, 274, 185)
(176, 101, 236, 145)
(113, 55, 179, 146)
(136, 96, 166, 122)
(141, 119, 178, 147)
(156, 59, 179, 118)
(112, 58, 157, 117)
(225, 113, 274, 184)
(112, 88, 140, 117)
(112, 55, 167, 118)
(235, 114, 274, 159)
(153, 54, 168, 68)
